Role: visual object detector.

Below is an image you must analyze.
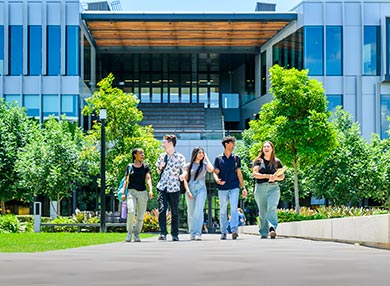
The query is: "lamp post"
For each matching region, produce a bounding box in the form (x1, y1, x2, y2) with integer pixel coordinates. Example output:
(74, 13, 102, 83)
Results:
(100, 108, 107, 233)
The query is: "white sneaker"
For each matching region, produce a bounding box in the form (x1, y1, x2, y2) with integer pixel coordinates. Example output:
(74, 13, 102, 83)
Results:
(195, 235, 202, 241)
(125, 232, 132, 242)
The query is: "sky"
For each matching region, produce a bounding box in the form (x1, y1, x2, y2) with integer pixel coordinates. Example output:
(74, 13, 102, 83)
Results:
(101, 0, 302, 12)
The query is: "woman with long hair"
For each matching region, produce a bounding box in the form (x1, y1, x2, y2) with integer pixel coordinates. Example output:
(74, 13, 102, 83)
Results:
(120, 148, 153, 242)
(183, 147, 214, 240)
(252, 141, 285, 239)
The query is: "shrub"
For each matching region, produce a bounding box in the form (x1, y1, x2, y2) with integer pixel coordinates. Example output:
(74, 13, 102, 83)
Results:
(0, 215, 21, 233)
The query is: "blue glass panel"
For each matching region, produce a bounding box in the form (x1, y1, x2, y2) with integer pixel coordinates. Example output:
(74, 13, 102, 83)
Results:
(380, 95, 390, 139)
(364, 26, 380, 76)
(304, 26, 323, 76)
(222, 93, 239, 108)
(326, 26, 342, 76)
(326, 94, 343, 113)
(61, 94, 79, 117)
(66, 26, 79, 75)
(9, 26, 23, 75)
(29, 26, 42, 75)
(23, 94, 40, 117)
(47, 26, 61, 75)
(0, 26, 4, 75)
(4, 94, 21, 106)
(43, 94, 59, 117)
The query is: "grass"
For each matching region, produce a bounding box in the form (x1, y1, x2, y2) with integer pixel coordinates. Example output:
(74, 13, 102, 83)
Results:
(0, 232, 156, 253)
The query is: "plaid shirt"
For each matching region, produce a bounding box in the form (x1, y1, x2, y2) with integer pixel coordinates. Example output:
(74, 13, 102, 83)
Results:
(156, 152, 186, 193)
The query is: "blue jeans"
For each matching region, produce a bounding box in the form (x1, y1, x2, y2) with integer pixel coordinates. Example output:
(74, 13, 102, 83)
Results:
(254, 182, 280, 236)
(185, 181, 207, 237)
(218, 188, 239, 234)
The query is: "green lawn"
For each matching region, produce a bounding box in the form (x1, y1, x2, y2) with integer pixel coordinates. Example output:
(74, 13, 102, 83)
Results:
(0, 233, 156, 253)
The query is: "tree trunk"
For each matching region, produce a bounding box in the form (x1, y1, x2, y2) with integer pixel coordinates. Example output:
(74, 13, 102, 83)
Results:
(293, 159, 300, 214)
(1, 200, 5, 215)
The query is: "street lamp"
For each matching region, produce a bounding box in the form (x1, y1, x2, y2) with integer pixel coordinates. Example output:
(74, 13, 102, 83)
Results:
(100, 108, 107, 233)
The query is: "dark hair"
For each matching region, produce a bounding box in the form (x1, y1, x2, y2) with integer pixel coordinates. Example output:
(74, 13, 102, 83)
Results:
(132, 148, 143, 162)
(221, 136, 236, 148)
(254, 141, 277, 170)
(164, 134, 177, 147)
(187, 147, 204, 181)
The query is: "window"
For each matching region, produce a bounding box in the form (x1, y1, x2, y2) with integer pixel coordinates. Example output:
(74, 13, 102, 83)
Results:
(304, 26, 323, 76)
(47, 26, 61, 75)
(23, 94, 40, 117)
(199, 87, 208, 107)
(261, 51, 267, 96)
(9, 26, 23, 75)
(4, 94, 20, 106)
(140, 87, 150, 103)
(326, 94, 343, 113)
(61, 94, 79, 117)
(170, 87, 179, 103)
(380, 95, 390, 139)
(181, 87, 190, 103)
(222, 93, 239, 109)
(0, 26, 4, 75)
(83, 34, 91, 84)
(66, 26, 79, 75)
(29, 26, 42, 75)
(326, 26, 342, 76)
(364, 26, 380, 76)
(43, 94, 59, 117)
(386, 19, 390, 77)
(210, 87, 219, 108)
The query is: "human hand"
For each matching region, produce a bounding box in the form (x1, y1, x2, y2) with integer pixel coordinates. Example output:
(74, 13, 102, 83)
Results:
(268, 174, 276, 182)
(186, 191, 194, 200)
(242, 188, 247, 198)
(216, 178, 225, 185)
(148, 190, 154, 199)
(121, 194, 126, 201)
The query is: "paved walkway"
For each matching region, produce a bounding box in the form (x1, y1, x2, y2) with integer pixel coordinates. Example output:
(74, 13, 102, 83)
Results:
(1, 234, 389, 286)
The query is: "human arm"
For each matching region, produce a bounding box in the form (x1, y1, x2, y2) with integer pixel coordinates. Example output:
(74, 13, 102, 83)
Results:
(236, 168, 247, 198)
(145, 172, 154, 199)
(204, 153, 214, 172)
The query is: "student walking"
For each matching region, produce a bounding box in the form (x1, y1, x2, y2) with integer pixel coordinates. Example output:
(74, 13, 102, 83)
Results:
(252, 141, 285, 239)
(183, 147, 214, 240)
(213, 136, 247, 240)
(120, 148, 154, 242)
(156, 134, 186, 241)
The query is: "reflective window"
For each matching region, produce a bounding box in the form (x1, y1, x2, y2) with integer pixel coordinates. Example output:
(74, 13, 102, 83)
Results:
(43, 94, 59, 117)
(170, 87, 179, 103)
(152, 87, 160, 103)
(210, 88, 219, 108)
(261, 51, 267, 96)
(9, 26, 23, 75)
(4, 94, 20, 106)
(66, 26, 79, 75)
(222, 93, 239, 108)
(61, 94, 78, 117)
(326, 94, 343, 113)
(47, 26, 61, 75)
(387, 19, 390, 77)
(380, 95, 390, 139)
(0, 26, 3, 75)
(304, 26, 323, 76)
(29, 26, 42, 75)
(199, 87, 208, 107)
(272, 28, 303, 70)
(364, 26, 380, 76)
(181, 87, 190, 103)
(83, 34, 91, 85)
(141, 87, 150, 103)
(23, 94, 40, 117)
(326, 26, 342, 76)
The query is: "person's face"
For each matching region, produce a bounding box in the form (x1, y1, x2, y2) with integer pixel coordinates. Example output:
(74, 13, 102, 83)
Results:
(196, 149, 205, 160)
(225, 141, 235, 152)
(162, 139, 172, 151)
(135, 150, 144, 161)
(262, 143, 273, 156)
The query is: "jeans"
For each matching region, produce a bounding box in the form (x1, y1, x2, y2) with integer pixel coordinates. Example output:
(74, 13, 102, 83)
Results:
(126, 189, 148, 236)
(157, 189, 180, 237)
(185, 181, 207, 237)
(254, 182, 280, 236)
(218, 188, 239, 234)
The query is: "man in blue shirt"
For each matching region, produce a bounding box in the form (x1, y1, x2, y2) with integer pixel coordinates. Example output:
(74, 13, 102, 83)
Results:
(213, 136, 247, 240)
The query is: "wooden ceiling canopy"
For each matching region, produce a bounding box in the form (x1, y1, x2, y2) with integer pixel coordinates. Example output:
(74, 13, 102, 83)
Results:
(82, 13, 297, 48)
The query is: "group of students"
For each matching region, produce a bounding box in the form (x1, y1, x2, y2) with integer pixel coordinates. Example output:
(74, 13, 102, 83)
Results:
(118, 134, 285, 242)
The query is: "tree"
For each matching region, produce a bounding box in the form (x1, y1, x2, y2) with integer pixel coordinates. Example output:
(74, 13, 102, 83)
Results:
(82, 74, 161, 199)
(0, 99, 39, 214)
(16, 117, 86, 216)
(244, 65, 337, 213)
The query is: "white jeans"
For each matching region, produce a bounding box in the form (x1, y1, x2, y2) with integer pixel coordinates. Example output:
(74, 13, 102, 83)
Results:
(126, 189, 148, 236)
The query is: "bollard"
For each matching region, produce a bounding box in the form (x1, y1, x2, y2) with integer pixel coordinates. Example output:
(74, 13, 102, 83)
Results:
(33, 202, 42, 233)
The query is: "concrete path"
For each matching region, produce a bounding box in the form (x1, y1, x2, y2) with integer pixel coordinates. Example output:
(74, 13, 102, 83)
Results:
(0, 234, 389, 286)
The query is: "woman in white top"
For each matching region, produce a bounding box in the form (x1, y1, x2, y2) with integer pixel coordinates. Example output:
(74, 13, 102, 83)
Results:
(183, 147, 214, 240)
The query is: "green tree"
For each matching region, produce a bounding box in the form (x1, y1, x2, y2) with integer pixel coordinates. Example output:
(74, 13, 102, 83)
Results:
(244, 65, 337, 213)
(306, 107, 371, 206)
(82, 74, 161, 199)
(0, 99, 39, 214)
(16, 117, 86, 216)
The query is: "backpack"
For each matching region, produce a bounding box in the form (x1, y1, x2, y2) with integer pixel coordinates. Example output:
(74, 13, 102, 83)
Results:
(116, 164, 133, 202)
(216, 154, 239, 173)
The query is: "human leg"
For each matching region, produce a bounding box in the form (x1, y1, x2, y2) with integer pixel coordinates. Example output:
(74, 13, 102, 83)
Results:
(134, 190, 148, 241)
(254, 183, 269, 237)
(167, 191, 180, 239)
(191, 189, 207, 237)
(228, 188, 239, 234)
(266, 183, 280, 237)
(157, 189, 168, 238)
(126, 189, 137, 242)
(185, 190, 195, 235)
(218, 190, 229, 236)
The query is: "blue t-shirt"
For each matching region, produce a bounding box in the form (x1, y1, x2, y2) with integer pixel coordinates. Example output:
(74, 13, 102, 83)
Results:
(213, 153, 241, 190)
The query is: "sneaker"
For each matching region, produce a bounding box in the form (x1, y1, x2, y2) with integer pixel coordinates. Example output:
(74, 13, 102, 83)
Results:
(134, 235, 141, 242)
(172, 236, 179, 241)
(195, 235, 202, 241)
(269, 227, 276, 239)
(158, 234, 166, 241)
(220, 233, 227, 240)
(260, 235, 268, 239)
(190, 235, 195, 241)
(125, 232, 132, 242)
(232, 232, 239, 240)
